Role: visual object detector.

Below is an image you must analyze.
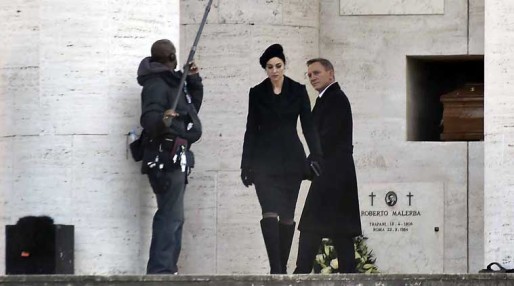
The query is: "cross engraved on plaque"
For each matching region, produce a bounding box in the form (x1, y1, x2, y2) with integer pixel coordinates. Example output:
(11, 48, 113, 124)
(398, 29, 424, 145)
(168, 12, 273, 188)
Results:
(369, 192, 376, 206)
(407, 192, 414, 206)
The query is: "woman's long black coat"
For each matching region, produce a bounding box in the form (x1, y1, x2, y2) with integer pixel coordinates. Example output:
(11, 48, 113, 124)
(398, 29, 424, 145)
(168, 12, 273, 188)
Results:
(241, 76, 322, 176)
(298, 83, 362, 237)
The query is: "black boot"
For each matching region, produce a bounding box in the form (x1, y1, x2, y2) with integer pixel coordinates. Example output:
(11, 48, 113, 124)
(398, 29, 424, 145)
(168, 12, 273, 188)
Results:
(333, 235, 357, 273)
(278, 222, 295, 274)
(293, 231, 322, 274)
(260, 217, 282, 274)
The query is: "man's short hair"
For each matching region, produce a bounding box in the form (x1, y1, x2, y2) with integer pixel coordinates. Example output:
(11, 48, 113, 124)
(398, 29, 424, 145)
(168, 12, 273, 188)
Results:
(306, 58, 334, 71)
(151, 39, 176, 64)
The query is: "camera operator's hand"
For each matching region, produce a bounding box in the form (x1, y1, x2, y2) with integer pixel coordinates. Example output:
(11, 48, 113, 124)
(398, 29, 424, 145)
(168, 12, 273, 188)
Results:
(241, 168, 254, 187)
(188, 62, 199, 75)
(162, 109, 179, 127)
(163, 109, 179, 118)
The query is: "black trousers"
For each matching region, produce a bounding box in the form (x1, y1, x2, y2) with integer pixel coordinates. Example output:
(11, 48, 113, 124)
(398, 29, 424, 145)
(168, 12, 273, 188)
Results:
(294, 232, 356, 274)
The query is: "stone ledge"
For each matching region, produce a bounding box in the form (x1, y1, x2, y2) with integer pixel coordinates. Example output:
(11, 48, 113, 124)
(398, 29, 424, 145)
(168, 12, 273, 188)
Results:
(1, 274, 514, 286)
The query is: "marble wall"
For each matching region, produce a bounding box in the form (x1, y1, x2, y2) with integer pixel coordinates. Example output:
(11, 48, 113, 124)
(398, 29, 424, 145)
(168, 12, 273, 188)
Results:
(177, 0, 486, 274)
(0, 0, 179, 274)
(0, 0, 488, 275)
(484, 0, 514, 269)
(178, 0, 320, 274)
(318, 0, 484, 273)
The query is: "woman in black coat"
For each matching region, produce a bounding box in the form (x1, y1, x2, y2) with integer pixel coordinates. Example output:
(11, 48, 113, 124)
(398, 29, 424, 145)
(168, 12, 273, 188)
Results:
(240, 44, 322, 274)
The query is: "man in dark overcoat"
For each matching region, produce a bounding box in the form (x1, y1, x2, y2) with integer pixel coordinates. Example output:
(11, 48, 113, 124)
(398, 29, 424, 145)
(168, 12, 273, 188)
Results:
(294, 58, 362, 274)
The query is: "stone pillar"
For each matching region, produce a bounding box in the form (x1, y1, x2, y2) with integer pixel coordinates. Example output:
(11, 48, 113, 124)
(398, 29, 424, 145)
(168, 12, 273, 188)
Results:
(484, 1, 514, 268)
(0, 0, 179, 274)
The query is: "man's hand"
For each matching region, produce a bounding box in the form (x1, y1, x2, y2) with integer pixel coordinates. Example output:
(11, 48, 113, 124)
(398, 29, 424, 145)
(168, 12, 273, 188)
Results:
(162, 109, 179, 127)
(188, 62, 199, 75)
(163, 109, 179, 119)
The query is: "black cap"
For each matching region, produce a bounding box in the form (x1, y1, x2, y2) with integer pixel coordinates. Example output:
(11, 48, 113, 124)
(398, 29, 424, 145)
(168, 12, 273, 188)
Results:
(259, 43, 286, 69)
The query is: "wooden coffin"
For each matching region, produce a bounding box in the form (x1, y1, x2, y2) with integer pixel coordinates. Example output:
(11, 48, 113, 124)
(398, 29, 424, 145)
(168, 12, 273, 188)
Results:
(440, 83, 484, 141)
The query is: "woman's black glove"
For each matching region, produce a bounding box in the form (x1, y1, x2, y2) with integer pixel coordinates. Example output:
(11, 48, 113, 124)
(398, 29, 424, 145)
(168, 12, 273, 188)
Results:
(241, 168, 254, 187)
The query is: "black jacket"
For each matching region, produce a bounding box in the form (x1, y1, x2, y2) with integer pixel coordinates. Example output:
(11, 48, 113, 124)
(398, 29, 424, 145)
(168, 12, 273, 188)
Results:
(241, 76, 322, 176)
(137, 57, 203, 173)
(137, 57, 203, 140)
(298, 82, 362, 236)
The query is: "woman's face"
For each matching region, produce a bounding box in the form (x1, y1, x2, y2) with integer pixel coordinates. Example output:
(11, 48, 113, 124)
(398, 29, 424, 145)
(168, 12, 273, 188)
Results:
(265, 57, 285, 81)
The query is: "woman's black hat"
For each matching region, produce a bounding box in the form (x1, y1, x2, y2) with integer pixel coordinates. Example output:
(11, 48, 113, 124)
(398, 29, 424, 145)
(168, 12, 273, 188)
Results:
(259, 43, 286, 69)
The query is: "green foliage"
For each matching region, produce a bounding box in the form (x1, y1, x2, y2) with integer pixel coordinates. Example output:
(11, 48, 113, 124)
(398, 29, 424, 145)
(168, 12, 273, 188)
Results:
(353, 235, 380, 274)
(313, 235, 379, 274)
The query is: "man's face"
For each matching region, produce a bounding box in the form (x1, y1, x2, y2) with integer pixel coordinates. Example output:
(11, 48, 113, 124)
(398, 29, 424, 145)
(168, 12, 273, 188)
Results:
(307, 62, 334, 92)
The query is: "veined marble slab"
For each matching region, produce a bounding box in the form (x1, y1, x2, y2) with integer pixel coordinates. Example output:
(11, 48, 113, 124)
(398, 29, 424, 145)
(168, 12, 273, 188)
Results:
(340, 0, 445, 15)
(359, 182, 444, 273)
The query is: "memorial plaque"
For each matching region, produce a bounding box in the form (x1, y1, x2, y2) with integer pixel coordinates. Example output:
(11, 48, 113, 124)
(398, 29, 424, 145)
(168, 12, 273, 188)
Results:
(359, 182, 444, 273)
(340, 0, 445, 16)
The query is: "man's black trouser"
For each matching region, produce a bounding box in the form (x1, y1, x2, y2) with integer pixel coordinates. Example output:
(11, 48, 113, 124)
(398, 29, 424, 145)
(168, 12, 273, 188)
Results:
(294, 231, 356, 274)
(146, 168, 186, 274)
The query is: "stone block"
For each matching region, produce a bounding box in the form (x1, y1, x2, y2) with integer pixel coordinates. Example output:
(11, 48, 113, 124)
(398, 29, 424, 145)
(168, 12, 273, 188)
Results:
(216, 171, 264, 273)
(359, 181, 444, 273)
(469, 0, 484, 54)
(218, 0, 282, 25)
(69, 135, 143, 274)
(0, 67, 40, 136)
(354, 142, 468, 272)
(10, 136, 73, 215)
(468, 142, 484, 273)
(181, 0, 219, 25)
(0, 0, 39, 67)
(181, 172, 217, 273)
(283, 0, 319, 28)
(340, 0, 444, 15)
(3, 274, 514, 286)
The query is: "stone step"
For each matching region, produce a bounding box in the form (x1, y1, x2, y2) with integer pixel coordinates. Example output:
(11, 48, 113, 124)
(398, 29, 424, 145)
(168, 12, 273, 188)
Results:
(0, 274, 513, 286)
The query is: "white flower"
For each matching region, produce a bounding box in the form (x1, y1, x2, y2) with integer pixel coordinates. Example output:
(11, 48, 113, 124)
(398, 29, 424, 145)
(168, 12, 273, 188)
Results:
(324, 245, 334, 256)
(330, 258, 338, 269)
(321, 266, 332, 274)
(316, 254, 325, 265)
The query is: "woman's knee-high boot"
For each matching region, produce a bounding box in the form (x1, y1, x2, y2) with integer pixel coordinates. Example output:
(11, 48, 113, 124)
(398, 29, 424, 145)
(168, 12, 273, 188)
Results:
(278, 222, 295, 274)
(260, 217, 282, 274)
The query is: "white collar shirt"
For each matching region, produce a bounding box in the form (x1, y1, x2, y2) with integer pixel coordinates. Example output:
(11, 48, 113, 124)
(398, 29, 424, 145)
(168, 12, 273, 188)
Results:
(318, 81, 337, 98)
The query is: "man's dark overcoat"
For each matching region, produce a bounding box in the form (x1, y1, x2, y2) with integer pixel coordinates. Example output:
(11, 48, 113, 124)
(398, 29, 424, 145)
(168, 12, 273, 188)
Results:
(241, 76, 322, 176)
(298, 82, 362, 237)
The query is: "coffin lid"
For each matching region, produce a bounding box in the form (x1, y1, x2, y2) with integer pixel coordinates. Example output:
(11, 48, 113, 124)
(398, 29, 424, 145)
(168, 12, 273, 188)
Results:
(440, 83, 484, 101)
